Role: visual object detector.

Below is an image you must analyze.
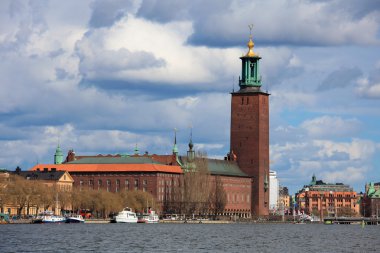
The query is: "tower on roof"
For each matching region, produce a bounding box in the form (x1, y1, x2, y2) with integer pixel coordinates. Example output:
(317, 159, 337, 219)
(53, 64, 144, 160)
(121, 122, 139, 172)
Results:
(54, 144, 63, 164)
(310, 174, 317, 186)
(239, 24, 262, 90)
(187, 127, 195, 163)
(172, 128, 178, 154)
(134, 144, 139, 155)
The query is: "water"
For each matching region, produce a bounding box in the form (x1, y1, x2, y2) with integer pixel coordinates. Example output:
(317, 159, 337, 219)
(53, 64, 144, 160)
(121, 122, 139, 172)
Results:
(0, 223, 379, 252)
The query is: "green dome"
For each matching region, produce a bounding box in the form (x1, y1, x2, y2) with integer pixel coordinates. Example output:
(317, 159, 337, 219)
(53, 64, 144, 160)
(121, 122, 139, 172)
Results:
(54, 144, 63, 164)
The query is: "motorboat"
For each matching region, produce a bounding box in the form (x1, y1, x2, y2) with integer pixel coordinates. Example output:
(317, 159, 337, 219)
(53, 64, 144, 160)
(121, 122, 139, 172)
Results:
(33, 211, 66, 224)
(137, 210, 159, 223)
(115, 207, 138, 223)
(65, 214, 85, 223)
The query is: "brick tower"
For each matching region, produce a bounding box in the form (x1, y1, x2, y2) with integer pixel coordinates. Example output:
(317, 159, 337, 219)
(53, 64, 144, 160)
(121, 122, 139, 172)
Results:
(230, 31, 269, 217)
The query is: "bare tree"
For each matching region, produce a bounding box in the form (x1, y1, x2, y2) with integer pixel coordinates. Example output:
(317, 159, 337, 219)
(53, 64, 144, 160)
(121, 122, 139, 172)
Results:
(119, 190, 156, 213)
(182, 152, 211, 218)
(210, 175, 227, 219)
(6, 175, 33, 216)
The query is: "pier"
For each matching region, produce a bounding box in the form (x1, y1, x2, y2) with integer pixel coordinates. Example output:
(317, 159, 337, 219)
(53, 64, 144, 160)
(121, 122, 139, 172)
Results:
(324, 217, 379, 225)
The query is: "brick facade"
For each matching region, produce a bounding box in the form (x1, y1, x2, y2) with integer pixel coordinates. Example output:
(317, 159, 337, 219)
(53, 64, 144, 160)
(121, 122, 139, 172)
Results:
(230, 92, 270, 216)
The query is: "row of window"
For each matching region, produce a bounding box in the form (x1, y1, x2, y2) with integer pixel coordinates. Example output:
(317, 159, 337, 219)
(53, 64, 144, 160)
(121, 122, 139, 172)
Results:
(310, 194, 356, 198)
(227, 194, 250, 204)
(79, 179, 148, 192)
(158, 180, 178, 186)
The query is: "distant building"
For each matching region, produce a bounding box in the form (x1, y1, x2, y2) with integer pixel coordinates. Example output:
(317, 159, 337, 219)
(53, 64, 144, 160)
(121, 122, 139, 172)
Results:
(362, 182, 380, 217)
(269, 171, 279, 212)
(1, 167, 73, 216)
(365, 182, 380, 194)
(13, 166, 74, 192)
(279, 186, 290, 214)
(296, 174, 359, 217)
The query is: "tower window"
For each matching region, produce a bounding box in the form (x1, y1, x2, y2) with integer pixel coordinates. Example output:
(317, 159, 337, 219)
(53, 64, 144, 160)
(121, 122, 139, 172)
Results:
(241, 97, 244, 105)
(247, 97, 249, 105)
(250, 63, 255, 77)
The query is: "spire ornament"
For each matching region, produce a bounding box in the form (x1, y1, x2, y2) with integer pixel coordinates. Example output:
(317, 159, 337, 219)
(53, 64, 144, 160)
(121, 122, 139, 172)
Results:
(246, 24, 256, 57)
(172, 128, 178, 154)
(189, 126, 193, 150)
(134, 143, 139, 155)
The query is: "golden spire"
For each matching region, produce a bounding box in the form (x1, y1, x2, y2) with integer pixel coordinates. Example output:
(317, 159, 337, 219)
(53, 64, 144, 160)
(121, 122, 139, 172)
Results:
(246, 24, 256, 57)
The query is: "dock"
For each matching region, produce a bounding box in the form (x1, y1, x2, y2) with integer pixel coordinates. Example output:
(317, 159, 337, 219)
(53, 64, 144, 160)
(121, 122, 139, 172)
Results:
(324, 217, 380, 225)
(84, 219, 112, 224)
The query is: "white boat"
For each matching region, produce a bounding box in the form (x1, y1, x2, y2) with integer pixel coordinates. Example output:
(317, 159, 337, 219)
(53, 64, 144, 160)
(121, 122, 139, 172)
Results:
(66, 214, 85, 223)
(115, 207, 138, 223)
(137, 210, 159, 223)
(33, 211, 66, 224)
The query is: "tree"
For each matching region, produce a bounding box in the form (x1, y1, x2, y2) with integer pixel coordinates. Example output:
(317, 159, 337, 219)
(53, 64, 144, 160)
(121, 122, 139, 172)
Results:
(182, 152, 211, 217)
(119, 190, 156, 214)
(210, 175, 227, 218)
(6, 175, 33, 216)
(338, 206, 356, 217)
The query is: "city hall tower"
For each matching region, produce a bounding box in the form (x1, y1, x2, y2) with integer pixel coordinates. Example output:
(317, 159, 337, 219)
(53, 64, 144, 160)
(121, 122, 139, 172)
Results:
(230, 31, 270, 217)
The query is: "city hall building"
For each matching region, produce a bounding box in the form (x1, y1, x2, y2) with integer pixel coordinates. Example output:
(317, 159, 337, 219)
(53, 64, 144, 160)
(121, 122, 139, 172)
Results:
(30, 32, 270, 217)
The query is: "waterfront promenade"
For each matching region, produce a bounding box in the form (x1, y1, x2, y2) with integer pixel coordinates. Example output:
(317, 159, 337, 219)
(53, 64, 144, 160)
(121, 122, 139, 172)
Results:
(3, 217, 379, 225)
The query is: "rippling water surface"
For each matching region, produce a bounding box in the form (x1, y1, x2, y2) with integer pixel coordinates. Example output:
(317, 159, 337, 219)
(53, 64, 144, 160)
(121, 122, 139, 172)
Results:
(1, 223, 379, 252)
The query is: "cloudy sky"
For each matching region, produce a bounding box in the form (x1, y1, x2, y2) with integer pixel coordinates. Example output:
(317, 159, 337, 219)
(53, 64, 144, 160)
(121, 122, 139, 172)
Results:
(1, 0, 380, 194)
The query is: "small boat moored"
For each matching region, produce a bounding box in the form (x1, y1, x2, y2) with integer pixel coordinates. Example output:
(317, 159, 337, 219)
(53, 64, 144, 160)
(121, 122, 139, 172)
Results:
(137, 208, 159, 223)
(115, 207, 138, 223)
(65, 214, 85, 223)
(33, 211, 66, 224)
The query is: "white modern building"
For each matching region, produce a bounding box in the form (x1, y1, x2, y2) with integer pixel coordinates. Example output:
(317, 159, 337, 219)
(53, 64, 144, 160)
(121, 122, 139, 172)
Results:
(269, 170, 279, 212)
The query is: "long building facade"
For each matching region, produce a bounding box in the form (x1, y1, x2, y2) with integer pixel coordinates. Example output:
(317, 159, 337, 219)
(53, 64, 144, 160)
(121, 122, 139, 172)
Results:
(31, 141, 252, 218)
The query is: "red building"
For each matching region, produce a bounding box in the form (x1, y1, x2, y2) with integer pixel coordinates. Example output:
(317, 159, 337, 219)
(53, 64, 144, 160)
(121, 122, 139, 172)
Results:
(31, 145, 252, 217)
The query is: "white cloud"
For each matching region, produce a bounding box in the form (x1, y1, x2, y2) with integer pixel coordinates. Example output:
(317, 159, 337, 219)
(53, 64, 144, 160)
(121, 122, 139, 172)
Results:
(301, 116, 361, 138)
(175, 96, 199, 109)
(77, 15, 243, 87)
(271, 91, 317, 111)
(357, 80, 380, 99)
(314, 139, 376, 160)
(322, 166, 368, 184)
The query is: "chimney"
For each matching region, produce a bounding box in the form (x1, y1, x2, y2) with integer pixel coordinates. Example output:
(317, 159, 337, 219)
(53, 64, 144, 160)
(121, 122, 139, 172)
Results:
(43, 168, 48, 172)
(51, 168, 56, 172)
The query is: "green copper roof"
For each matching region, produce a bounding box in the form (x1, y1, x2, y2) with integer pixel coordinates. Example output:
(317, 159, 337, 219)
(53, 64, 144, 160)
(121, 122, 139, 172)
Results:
(367, 182, 380, 198)
(310, 174, 317, 186)
(134, 144, 139, 155)
(178, 156, 248, 177)
(54, 144, 63, 165)
(207, 159, 248, 177)
(67, 156, 163, 165)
